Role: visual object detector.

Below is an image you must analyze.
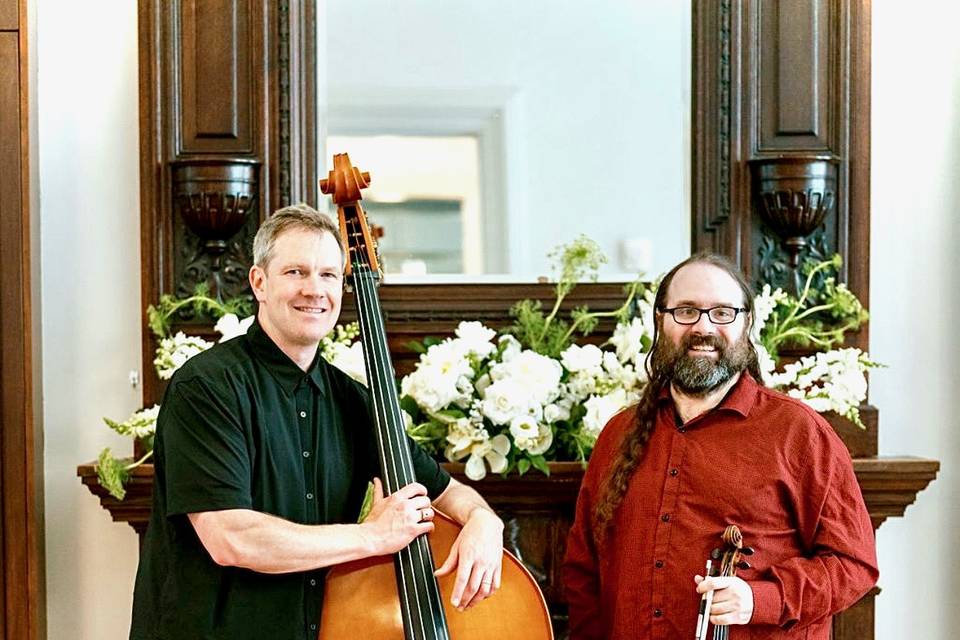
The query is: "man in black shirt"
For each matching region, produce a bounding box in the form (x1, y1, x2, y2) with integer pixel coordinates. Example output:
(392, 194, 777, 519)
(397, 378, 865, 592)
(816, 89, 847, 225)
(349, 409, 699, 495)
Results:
(130, 204, 505, 639)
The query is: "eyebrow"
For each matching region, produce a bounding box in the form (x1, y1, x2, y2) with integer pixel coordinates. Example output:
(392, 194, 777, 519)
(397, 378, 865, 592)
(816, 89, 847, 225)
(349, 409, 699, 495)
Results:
(669, 299, 745, 308)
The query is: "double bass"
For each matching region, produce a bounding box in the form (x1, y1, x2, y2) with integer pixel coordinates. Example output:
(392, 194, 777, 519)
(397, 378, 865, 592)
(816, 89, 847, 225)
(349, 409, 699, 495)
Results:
(317, 154, 554, 639)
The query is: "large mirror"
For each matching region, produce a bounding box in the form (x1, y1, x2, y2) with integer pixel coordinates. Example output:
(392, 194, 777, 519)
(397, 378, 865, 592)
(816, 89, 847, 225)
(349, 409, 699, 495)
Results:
(319, 0, 691, 280)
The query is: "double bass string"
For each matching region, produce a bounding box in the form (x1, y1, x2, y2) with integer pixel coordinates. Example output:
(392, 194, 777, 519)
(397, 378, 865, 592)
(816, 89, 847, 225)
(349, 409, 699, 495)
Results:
(352, 254, 446, 637)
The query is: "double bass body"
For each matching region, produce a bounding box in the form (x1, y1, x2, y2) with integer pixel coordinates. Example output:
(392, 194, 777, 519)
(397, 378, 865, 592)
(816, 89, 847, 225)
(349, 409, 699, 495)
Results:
(319, 512, 554, 638)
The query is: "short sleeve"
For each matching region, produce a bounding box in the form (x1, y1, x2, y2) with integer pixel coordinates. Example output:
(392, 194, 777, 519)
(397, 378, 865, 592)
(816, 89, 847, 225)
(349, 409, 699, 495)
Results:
(159, 375, 253, 516)
(410, 436, 451, 498)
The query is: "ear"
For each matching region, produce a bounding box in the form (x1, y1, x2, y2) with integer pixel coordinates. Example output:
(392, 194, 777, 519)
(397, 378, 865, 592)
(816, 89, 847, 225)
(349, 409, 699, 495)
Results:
(249, 264, 268, 303)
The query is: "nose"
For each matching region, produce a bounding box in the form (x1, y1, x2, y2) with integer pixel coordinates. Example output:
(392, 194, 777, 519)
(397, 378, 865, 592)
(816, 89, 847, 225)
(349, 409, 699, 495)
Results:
(690, 310, 718, 333)
(300, 274, 324, 298)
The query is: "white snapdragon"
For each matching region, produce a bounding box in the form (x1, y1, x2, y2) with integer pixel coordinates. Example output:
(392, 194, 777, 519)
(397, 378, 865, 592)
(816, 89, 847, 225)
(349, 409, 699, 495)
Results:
(105, 404, 161, 440)
(770, 348, 872, 424)
(154, 332, 214, 380)
(214, 313, 255, 342)
(608, 316, 649, 367)
(751, 284, 788, 343)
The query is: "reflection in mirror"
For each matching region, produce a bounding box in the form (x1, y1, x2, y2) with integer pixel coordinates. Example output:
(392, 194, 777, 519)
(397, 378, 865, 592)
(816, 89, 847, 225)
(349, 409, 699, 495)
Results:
(320, 0, 691, 280)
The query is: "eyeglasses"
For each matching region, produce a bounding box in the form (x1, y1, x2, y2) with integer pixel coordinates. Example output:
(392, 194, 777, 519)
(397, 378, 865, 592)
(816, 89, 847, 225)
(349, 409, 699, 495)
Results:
(658, 306, 747, 325)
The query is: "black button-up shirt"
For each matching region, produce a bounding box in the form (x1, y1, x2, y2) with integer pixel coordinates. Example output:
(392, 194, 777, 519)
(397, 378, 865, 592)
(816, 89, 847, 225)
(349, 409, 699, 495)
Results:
(130, 321, 450, 640)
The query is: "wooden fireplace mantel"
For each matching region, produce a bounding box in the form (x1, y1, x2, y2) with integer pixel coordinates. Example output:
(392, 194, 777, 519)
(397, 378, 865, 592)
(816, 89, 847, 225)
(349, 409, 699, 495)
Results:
(76, 457, 940, 539)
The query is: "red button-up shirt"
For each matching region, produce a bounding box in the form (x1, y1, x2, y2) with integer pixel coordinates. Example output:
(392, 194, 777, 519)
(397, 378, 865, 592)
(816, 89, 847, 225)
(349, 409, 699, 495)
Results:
(563, 374, 878, 639)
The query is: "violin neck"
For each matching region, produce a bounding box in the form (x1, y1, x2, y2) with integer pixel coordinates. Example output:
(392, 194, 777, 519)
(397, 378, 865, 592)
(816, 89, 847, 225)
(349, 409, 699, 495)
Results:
(350, 266, 451, 640)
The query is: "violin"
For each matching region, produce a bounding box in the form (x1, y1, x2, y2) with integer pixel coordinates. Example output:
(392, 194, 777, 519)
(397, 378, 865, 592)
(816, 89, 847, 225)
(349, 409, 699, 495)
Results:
(696, 525, 754, 640)
(317, 153, 553, 639)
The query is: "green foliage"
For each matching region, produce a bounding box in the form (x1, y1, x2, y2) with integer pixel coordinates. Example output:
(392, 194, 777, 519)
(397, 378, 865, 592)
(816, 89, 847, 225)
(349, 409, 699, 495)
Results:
(761, 255, 869, 359)
(96, 448, 130, 501)
(147, 284, 254, 339)
(507, 236, 649, 358)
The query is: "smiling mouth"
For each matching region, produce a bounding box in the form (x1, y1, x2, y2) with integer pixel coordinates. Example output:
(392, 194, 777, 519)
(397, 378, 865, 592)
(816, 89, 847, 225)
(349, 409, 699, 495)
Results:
(294, 305, 328, 315)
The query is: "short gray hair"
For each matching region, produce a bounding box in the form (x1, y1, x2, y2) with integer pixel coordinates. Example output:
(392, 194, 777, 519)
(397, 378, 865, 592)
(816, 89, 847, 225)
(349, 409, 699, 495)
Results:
(252, 203, 345, 268)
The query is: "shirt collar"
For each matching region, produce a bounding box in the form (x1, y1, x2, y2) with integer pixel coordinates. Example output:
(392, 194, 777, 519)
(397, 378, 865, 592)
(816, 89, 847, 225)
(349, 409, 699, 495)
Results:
(245, 319, 327, 396)
(657, 371, 758, 419)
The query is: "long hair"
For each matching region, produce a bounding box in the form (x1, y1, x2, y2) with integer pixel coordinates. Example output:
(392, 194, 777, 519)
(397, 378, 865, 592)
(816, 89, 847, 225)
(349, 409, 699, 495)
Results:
(591, 252, 762, 544)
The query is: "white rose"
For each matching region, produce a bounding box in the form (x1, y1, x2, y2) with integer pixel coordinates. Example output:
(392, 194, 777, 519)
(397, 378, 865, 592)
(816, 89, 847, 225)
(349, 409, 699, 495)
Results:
(560, 343, 604, 373)
(454, 321, 497, 358)
(543, 402, 570, 423)
(481, 379, 533, 425)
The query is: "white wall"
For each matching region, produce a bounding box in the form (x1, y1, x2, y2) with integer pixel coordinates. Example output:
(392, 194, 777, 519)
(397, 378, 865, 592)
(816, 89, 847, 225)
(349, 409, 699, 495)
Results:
(871, 4, 960, 639)
(325, 0, 691, 278)
(38, 1, 142, 638)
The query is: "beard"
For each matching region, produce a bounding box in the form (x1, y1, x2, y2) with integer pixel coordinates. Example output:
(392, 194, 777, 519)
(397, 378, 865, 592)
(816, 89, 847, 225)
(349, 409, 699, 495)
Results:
(651, 330, 753, 396)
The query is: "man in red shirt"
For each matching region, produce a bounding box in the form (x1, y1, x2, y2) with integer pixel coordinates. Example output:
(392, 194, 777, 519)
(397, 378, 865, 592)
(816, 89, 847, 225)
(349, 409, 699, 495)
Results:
(563, 253, 878, 639)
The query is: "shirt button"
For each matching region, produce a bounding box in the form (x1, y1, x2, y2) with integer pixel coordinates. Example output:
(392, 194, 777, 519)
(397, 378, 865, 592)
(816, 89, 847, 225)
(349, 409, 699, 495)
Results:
(654, 560, 664, 568)
(669, 468, 679, 477)
(310, 578, 317, 586)
(678, 427, 687, 434)
(310, 623, 317, 631)
(306, 493, 314, 500)
(299, 410, 307, 418)
(654, 608, 663, 617)
(303, 451, 311, 458)
(661, 513, 670, 522)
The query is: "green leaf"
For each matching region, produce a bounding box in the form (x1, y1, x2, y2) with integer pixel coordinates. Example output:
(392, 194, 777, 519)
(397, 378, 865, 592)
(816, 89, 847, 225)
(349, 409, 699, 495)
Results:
(399, 395, 422, 421)
(96, 448, 129, 501)
(423, 336, 443, 348)
(529, 455, 550, 476)
(405, 340, 427, 354)
(357, 481, 375, 523)
(516, 458, 531, 476)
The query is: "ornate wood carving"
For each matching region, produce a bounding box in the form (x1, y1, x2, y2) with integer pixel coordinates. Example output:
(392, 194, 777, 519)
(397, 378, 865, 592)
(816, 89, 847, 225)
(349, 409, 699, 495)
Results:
(171, 158, 260, 301)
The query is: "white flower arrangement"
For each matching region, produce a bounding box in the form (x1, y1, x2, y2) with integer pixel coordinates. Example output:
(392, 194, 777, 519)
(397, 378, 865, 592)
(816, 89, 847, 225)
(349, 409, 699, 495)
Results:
(96, 246, 878, 495)
(401, 320, 647, 481)
(400, 253, 878, 481)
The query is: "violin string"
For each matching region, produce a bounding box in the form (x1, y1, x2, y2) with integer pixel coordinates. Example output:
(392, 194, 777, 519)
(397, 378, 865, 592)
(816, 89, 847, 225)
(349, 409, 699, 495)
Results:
(352, 243, 443, 636)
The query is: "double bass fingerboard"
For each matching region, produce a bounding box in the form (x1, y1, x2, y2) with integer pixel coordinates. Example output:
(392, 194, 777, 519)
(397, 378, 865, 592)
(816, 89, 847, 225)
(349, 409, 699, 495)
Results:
(345, 209, 452, 640)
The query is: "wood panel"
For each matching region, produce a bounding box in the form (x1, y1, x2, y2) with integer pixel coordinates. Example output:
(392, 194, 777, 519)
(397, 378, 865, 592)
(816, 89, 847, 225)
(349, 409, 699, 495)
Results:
(758, 0, 834, 149)
(0, 19, 43, 639)
(178, 0, 254, 152)
(0, 0, 15, 31)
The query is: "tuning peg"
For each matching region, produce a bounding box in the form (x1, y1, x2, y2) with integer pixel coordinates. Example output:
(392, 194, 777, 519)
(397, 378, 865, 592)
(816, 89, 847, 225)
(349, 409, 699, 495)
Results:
(737, 561, 751, 570)
(741, 547, 755, 556)
(710, 549, 721, 560)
